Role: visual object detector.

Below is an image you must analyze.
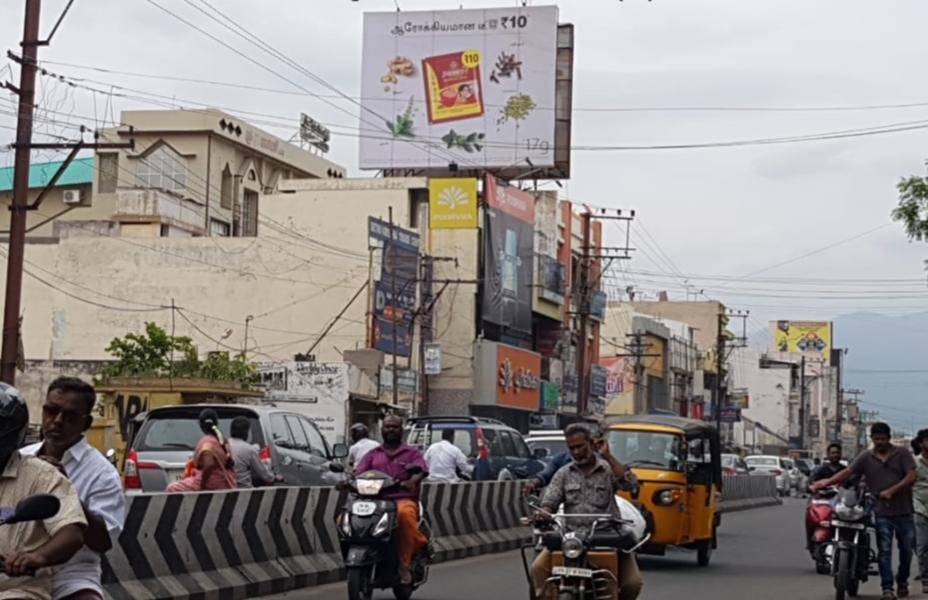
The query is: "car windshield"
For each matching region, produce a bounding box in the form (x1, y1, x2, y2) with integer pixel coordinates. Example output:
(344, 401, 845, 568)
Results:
(746, 457, 777, 466)
(527, 439, 567, 458)
(136, 410, 264, 451)
(607, 430, 684, 471)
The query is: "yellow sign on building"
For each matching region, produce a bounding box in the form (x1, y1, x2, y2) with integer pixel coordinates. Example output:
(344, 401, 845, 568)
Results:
(429, 178, 478, 229)
(771, 320, 833, 364)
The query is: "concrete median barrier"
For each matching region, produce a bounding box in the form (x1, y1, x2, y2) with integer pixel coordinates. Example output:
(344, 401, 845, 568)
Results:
(102, 481, 529, 600)
(719, 473, 782, 513)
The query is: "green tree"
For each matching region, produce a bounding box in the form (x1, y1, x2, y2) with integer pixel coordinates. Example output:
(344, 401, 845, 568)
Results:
(99, 322, 257, 387)
(892, 175, 928, 241)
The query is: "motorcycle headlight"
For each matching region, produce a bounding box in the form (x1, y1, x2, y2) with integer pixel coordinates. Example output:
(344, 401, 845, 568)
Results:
(356, 479, 386, 496)
(372, 512, 391, 537)
(563, 536, 584, 560)
(835, 504, 864, 521)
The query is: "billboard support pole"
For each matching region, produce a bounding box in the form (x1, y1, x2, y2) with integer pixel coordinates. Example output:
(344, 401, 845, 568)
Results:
(799, 355, 806, 450)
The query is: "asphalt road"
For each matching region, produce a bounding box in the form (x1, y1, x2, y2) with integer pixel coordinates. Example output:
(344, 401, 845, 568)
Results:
(266, 499, 909, 600)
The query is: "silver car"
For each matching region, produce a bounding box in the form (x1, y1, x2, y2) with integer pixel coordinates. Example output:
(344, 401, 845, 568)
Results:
(125, 404, 340, 493)
(745, 455, 792, 497)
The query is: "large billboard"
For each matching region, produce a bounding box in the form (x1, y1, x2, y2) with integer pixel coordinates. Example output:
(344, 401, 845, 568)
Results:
(770, 320, 833, 365)
(359, 6, 559, 172)
(482, 177, 535, 335)
(369, 217, 420, 357)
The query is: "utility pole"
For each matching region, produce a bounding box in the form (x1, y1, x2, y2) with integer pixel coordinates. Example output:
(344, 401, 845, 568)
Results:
(715, 309, 726, 437)
(576, 210, 592, 415)
(1, 0, 41, 385)
(798, 355, 806, 450)
(1, 0, 131, 384)
(832, 348, 846, 441)
(388, 207, 398, 407)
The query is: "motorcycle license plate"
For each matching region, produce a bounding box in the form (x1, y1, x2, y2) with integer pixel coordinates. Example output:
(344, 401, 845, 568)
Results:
(352, 501, 377, 516)
(831, 520, 865, 530)
(552, 566, 594, 578)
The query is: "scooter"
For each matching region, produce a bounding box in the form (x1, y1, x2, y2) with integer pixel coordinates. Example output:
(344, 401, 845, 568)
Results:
(0, 494, 61, 577)
(806, 485, 838, 575)
(334, 464, 431, 600)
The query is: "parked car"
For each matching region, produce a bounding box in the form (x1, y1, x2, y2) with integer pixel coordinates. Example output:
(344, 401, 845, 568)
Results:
(782, 458, 804, 491)
(721, 453, 751, 475)
(125, 404, 341, 492)
(525, 430, 567, 464)
(405, 416, 544, 481)
(745, 455, 792, 497)
(794, 458, 814, 491)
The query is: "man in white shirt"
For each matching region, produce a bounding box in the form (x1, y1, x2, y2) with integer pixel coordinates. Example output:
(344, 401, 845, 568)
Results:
(347, 423, 380, 469)
(424, 429, 473, 483)
(21, 377, 126, 600)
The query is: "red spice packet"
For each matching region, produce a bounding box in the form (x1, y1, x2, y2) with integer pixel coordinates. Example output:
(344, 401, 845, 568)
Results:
(422, 51, 484, 124)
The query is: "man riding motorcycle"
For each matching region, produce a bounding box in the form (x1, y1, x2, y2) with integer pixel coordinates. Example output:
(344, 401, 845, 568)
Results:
(531, 423, 643, 600)
(352, 414, 428, 585)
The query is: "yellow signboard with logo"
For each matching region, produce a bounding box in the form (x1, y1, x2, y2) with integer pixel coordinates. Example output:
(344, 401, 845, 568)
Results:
(771, 320, 833, 364)
(429, 178, 478, 229)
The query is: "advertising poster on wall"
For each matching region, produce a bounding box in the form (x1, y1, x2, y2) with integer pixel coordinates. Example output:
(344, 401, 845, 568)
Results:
(369, 217, 420, 357)
(769, 320, 833, 365)
(359, 6, 559, 171)
(257, 362, 348, 444)
(482, 177, 535, 336)
(428, 177, 478, 229)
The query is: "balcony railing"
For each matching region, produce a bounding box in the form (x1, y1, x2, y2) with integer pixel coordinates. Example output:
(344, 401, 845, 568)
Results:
(113, 188, 206, 234)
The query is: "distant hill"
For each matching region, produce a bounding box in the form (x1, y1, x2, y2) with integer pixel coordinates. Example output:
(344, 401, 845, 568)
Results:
(748, 312, 928, 434)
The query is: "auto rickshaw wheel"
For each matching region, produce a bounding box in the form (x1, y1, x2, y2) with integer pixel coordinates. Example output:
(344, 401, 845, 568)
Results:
(696, 539, 712, 567)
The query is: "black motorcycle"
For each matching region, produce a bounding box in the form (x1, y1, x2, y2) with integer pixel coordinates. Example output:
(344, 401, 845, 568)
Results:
(335, 465, 431, 600)
(830, 487, 877, 600)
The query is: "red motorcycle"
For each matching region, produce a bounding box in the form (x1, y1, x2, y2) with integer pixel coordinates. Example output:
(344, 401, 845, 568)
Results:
(806, 486, 839, 574)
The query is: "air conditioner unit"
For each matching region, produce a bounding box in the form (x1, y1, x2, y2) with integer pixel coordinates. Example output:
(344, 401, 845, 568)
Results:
(62, 189, 82, 205)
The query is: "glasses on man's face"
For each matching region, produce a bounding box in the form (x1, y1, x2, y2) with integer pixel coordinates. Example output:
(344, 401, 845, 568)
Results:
(42, 403, 85, 422)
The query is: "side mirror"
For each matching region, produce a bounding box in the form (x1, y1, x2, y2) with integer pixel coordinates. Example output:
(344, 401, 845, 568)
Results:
(105, 449, 117, 466)
(2, 494, 60, 525)
(332, 443, 349, 459)
(533, 448, 549, 460)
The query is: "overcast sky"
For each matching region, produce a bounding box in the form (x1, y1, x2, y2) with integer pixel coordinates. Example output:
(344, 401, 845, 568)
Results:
(3, 0, 928, 338)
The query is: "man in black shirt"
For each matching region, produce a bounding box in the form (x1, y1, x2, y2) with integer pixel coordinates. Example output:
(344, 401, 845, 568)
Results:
(812, 442, 845, 483)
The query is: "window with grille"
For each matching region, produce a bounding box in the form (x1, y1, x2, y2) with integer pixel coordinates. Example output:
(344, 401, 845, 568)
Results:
(136, 145, 187, 192)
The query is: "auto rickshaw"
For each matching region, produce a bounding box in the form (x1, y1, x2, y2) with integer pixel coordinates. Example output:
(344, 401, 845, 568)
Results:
(605, 415, 722, 566)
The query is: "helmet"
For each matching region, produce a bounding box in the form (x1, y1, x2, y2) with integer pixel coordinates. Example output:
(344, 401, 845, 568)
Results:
(350, 423, 369, 441)
(0, 382, 28, 468)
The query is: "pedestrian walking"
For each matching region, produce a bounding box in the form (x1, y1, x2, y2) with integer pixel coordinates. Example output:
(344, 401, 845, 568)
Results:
(911, 429, 928, 594)
(21, 377, 125, 600)
(228, 416, 277, 488)
(0, 382, 88, 600)
(424, 429, 473, 483)
(347, 423, 380, 468)
(813, 422, 917, 600)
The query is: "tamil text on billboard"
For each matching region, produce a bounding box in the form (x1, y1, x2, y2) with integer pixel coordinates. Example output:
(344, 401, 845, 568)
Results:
(359, 7, 559, 171)
(482, 177, 535, 336)
(770, 320, 833, 365)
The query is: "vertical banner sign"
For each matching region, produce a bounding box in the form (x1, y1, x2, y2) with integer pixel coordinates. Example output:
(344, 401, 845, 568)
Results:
(369, 217, 420, 357)
(359, 7, 559, 170)
(482, 177, 535, 335)
(429, 178, 478, 229)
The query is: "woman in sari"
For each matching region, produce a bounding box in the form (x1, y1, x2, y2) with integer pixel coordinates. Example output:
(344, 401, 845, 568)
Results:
(166, 408, 237, 492)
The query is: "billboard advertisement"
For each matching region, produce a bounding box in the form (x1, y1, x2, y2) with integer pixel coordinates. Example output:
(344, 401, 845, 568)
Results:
(359, 7, 559, 171)
(770, 320, 833, 365)
(257, 362, 348, 444)
(482, 177, 535, 335)
(369, 217, 420, 357)
(428, 178, 478, 229)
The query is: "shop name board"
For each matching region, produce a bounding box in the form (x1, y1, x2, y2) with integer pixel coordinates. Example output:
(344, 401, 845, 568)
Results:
(498, 357, 539, 392)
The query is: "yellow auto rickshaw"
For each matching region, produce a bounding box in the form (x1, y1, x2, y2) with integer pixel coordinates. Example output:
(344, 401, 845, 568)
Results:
(606, 415, 722, 566)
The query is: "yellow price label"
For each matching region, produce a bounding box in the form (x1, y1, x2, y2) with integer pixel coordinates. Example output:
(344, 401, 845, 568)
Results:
(461, 49, 481, 69)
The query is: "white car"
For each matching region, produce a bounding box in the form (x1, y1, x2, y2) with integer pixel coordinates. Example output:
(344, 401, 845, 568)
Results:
(525, 430, 567, 464)
(745, 455, 792, 497)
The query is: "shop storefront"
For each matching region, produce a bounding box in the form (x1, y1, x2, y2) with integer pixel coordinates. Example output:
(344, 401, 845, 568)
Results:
(472, 339, 542, 432)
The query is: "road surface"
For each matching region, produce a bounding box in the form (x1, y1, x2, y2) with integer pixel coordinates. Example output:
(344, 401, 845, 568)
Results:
(266, 499, 899, 600)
